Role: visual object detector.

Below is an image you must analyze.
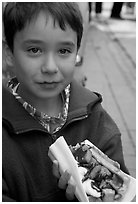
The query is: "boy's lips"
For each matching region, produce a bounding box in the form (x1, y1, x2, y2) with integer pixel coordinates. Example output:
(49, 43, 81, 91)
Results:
(37, 81, 61, 89)
(37, 79, 61, 84)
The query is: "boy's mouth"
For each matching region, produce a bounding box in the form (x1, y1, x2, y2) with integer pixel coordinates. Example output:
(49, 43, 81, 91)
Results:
(37, 81, 60, 89)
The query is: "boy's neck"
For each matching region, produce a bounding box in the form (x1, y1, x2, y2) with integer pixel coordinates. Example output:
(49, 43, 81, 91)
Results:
(17, 86, 63, 117)
(34, 96, 63, 117)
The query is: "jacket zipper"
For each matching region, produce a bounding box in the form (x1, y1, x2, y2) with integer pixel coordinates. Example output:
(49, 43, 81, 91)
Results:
(16, 128, 48, 135)
(51, 114, 88, 141)
(63, 114, 88, 129)
(15, 115, 88, 140)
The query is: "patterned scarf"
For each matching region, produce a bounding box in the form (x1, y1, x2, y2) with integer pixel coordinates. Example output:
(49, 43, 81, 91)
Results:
(8, 78, 70, 133)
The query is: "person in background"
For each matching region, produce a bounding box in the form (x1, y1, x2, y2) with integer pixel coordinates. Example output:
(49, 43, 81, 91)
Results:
(125, 2, 136, 19)
(110, 2, 124, 19)
(88, 2, 103, 21)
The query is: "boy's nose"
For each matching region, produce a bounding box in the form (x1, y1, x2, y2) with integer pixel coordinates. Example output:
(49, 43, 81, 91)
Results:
(41, 54, 58, 74)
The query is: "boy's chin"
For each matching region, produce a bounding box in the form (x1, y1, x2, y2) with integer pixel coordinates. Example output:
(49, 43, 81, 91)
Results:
(34, 86, 64, 98)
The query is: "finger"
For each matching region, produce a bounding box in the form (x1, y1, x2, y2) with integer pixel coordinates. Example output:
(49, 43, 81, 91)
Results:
(58, 170, 71, 189)
(66, 182, 76, 200)
(52, 160, 60, 178)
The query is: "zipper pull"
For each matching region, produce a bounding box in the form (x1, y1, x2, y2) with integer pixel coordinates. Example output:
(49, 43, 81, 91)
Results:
(51, 134, 57, 141)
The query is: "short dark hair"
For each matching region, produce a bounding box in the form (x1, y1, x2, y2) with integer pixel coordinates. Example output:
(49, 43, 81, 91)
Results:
(3, 2, 83, 52)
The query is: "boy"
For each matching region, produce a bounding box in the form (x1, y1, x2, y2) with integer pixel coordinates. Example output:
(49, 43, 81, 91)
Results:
(2, 2, 129, 202)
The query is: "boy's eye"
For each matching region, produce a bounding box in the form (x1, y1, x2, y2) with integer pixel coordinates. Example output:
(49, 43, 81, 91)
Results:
(27, 47, 42, 55)
(59, 49, 71, 55)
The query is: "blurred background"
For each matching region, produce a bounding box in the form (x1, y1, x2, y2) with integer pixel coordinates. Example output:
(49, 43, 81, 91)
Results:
(2, 1, 136, 180)
(74, 2, 136, 182)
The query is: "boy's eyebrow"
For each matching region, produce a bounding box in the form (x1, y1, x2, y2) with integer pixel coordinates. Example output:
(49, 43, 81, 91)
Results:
(23, 39, 75, 47)
(59, 41, 75, 47)
(23, 39, 44, 44)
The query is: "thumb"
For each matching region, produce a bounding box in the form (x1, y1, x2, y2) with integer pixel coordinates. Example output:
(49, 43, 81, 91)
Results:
(52, 160, 60, 178)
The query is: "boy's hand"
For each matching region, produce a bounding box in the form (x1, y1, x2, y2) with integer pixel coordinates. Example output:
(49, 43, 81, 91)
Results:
(52, 160, 76, 200)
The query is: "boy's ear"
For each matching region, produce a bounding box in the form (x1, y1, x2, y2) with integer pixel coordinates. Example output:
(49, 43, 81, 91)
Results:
(3, 41, 14, 67)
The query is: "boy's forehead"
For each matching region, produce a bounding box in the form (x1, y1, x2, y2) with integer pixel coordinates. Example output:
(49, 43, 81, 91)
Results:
(26, 12, 69, 31)
(15, 13, 77, 46)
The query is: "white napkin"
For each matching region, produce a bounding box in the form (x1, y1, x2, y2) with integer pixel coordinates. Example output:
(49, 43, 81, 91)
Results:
(48, 136, 89, 202)
(48, 136, 136, 202)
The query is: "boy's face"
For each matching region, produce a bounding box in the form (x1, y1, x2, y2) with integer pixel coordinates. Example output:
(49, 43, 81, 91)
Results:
(9, 12, 78, 101)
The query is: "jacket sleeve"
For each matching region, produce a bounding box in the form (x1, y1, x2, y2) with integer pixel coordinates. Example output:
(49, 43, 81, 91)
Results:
(2, 178, 16, 202)
(96, 107, 130, 175)
(88, 104, 129, 175)
(102, 133, 129, 175)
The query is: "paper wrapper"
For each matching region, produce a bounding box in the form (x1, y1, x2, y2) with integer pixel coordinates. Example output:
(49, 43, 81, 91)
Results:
(48, 136, 136, 202)
(48, 136, 88, 202)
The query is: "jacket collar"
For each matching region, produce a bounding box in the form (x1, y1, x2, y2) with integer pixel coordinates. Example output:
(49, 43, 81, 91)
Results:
(2, 81, 102, 134)
(2, 85, 44, 134)
(68, 80, 102, 119)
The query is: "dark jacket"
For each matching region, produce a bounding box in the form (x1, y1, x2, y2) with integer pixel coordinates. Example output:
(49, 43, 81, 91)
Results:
(2, 81, 129, 202)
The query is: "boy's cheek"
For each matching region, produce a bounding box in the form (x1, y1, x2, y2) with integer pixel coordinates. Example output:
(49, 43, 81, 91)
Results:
(14, 56, 40, 72)
(63, 56, 77, 68)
